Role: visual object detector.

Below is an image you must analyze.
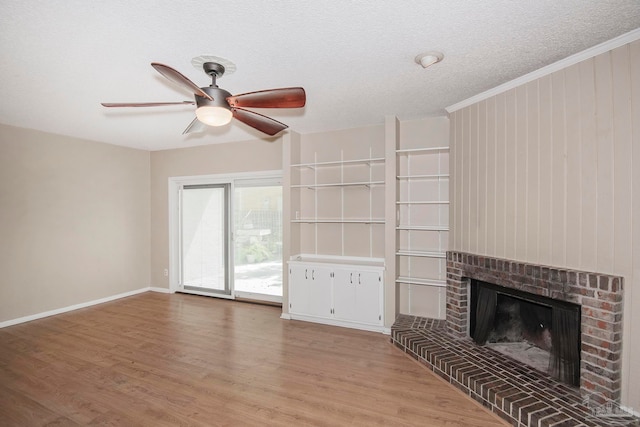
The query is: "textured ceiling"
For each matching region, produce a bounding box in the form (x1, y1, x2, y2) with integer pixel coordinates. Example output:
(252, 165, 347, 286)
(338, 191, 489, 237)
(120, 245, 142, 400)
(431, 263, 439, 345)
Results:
(1, 1, 639, 151)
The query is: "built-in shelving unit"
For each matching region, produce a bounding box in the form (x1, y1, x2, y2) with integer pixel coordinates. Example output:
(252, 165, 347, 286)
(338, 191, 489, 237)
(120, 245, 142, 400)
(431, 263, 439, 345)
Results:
(290, 147, 385, 258)
(395, 145, 449, 317)
(284, 117, 450, 329)
(286, 133, 387, 330)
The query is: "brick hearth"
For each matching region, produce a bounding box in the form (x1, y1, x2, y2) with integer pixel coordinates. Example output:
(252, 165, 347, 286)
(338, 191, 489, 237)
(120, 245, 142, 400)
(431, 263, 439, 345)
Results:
(391, 315, 639, 426)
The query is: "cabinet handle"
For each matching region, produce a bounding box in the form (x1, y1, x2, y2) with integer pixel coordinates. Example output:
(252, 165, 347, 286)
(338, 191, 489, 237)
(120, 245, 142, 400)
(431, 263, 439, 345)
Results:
(312, 269, 315, 280)
(350, 273, 353, 284)
(305, 268, 308, 279)
(359, 273, 361, 284)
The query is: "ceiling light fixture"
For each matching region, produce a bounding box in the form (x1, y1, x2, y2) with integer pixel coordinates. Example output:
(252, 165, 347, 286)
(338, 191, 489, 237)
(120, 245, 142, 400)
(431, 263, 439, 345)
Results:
(193, 76, 234, 127)
(415, 52, 444, 68)
(196, 105, 233, 126)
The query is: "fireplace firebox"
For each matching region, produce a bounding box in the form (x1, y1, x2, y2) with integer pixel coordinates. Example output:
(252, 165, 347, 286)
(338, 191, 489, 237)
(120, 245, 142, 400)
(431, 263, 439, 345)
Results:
(470, 279, 581, 386)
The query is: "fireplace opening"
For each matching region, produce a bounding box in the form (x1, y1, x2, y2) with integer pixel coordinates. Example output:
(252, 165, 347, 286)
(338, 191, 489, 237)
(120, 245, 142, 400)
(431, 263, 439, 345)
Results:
(469, 279, 581, 386)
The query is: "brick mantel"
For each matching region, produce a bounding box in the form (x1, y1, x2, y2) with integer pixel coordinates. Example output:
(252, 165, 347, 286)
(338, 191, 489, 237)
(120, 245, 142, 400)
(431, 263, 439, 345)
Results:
(446, 251, 624, 403)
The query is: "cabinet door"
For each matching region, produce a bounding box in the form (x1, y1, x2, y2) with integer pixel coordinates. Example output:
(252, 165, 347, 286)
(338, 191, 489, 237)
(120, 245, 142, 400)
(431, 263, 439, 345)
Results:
(288, 264, 309, 315)
(332, 269, 358, 322)
(333, 269, 382, 325)
(355, 270, 383, 325)
(289, 264, 332, 318)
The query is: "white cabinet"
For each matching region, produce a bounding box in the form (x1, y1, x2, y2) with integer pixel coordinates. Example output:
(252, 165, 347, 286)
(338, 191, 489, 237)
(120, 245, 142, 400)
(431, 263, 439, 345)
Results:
(333, 268, 382, 325)
(288, 258, 384, 332)
(288, 263, 332, 318)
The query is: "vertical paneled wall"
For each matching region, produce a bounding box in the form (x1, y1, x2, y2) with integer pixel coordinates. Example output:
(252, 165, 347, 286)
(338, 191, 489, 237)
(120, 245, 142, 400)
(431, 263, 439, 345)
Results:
(451, 41, 638, 272)
(449, 40, 640, 408)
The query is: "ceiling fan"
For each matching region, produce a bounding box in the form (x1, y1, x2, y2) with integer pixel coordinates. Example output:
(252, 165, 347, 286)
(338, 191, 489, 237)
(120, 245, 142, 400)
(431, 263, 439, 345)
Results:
(101, 56, 306, 136)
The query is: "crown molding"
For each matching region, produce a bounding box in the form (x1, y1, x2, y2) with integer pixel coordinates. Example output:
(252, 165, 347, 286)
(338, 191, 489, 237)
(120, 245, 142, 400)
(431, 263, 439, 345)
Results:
(446, 28, 640, 113)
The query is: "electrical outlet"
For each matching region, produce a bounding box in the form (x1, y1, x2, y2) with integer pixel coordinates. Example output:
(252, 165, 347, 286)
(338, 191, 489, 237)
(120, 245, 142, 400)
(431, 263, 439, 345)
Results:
(163, 268, 168, 277)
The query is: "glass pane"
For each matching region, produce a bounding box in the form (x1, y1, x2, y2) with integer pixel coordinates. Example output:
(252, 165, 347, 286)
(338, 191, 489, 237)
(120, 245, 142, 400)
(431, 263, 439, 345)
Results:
(181, 186, 227, 291)
(234, 185, 282, 296)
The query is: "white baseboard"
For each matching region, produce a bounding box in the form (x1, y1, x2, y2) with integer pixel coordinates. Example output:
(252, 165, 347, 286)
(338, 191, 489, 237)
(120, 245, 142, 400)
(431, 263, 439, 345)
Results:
(149, 286, 171, 294)
(0, 287, 155, 328)
(280, 313, 292, 320)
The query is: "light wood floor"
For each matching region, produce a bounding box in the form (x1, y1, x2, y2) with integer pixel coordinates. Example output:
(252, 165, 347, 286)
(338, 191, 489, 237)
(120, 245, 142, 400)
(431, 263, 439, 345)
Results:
(0, 292, 507, 426)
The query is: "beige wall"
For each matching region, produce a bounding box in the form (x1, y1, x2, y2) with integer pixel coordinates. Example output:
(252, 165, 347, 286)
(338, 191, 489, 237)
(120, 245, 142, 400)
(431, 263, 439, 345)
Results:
(0, 124, 150, 322)
(449, 40, 640, 408)
(149, 138, 283, 288)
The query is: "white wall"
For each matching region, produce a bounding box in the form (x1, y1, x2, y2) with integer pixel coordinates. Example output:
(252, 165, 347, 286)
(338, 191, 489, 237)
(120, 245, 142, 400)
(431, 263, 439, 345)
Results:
(449, 40, 640, 409)
(0, 124, 150, 322)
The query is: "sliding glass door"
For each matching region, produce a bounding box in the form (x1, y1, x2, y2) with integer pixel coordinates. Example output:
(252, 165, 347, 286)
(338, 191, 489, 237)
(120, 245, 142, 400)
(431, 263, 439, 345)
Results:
(180, 184, 230, 296)
(233, 179, 283, 302)
(172, 173, 282, 303)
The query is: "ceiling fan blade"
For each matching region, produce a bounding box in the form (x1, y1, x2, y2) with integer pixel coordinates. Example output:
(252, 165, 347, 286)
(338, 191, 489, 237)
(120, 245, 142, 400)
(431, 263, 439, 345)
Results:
(101, 101, 194, 107)
(232, 108, 288, 136)
(227, 87, 306, 108)
(151, 62, 213, 100)
(182, 117, 206, 135)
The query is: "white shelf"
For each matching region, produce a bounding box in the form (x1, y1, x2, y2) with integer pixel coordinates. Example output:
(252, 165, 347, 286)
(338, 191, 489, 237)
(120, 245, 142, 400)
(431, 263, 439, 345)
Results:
(396, 250, 446, 258)
(291, 157, 385, 168)
(396, 200, 449, 205)
(290, 254, 385, 268)
(396, 225, 449, 231)
(291, 180, 385, 189)
(396, 147, 449, 154)
(289, 146, 385, 261)
(396, 277, 446, 287)
(292, 219, 385, 224)
(394, 142, 449, 319)
(396, 174, 449, 180)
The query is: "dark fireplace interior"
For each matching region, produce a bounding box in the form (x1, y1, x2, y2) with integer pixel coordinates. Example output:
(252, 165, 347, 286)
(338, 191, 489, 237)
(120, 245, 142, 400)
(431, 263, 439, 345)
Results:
(470, 279, 581, 386)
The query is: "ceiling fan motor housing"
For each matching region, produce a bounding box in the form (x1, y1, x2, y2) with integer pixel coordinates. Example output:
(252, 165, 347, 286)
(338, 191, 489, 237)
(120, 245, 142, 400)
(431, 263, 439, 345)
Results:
(196, 86, 233, 110)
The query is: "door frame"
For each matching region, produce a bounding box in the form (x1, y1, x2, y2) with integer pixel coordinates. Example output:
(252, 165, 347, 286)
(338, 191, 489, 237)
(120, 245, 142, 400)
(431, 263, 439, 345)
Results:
(168, 170, 282, 297)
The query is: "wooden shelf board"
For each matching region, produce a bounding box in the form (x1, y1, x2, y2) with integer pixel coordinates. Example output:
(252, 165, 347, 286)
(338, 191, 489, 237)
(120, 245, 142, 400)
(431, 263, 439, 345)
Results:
(396, 250, 446, 258)
(396, 174, 449, 180)
(396, 201, 449, 205)
(291, 181, 385, 189)
(292, 219, 385, 224)
(291, 157, 385, 168)
(396, 147, 449, 154)
(396, 277, 447, 287)
(396, 225, 449, 231)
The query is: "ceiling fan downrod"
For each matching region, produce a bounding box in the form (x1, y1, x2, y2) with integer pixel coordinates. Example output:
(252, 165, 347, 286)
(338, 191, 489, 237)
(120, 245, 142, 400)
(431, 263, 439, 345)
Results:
(202, 62, 225, 87)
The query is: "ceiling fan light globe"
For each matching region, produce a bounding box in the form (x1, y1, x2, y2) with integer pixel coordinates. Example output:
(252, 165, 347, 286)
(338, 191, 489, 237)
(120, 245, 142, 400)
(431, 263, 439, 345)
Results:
(196, 106, 233, 126)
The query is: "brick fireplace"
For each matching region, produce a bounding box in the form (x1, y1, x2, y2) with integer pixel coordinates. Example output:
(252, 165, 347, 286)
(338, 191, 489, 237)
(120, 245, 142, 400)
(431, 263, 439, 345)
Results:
(390, 251, 637, 426)
(446, 251, 623, 403)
